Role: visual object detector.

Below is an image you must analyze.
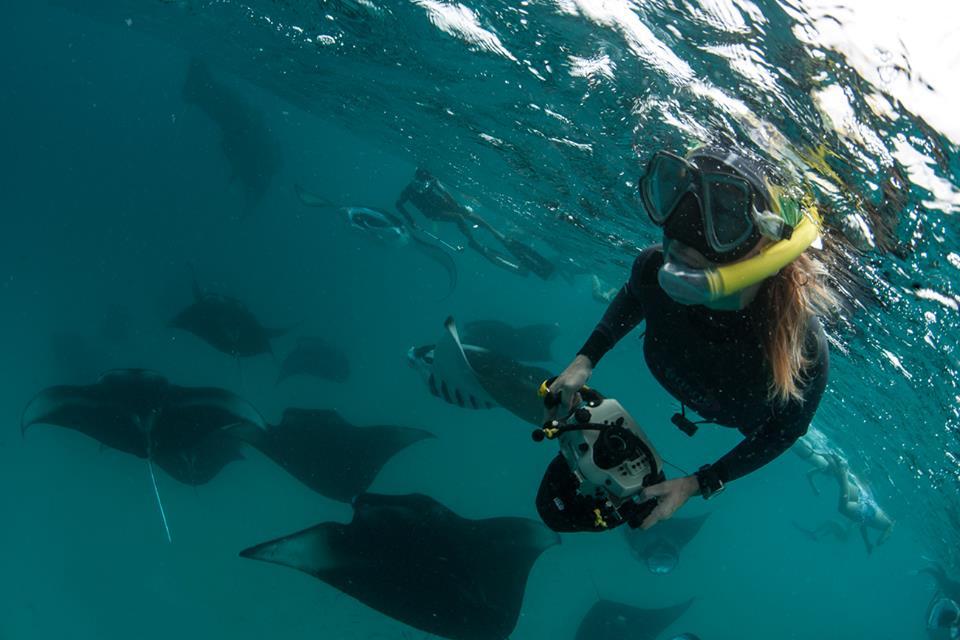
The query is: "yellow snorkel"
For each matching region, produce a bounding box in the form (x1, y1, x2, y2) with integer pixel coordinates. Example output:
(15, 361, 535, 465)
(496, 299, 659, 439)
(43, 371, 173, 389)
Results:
(704, 203, 821, 300)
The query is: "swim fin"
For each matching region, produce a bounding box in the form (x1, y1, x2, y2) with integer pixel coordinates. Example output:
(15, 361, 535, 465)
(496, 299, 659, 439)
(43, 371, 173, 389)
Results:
(502, 238, 555, 280)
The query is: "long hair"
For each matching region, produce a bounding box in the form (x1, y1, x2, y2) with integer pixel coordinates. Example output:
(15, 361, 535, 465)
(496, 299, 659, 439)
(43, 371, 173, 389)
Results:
(761, 252, 840, 404)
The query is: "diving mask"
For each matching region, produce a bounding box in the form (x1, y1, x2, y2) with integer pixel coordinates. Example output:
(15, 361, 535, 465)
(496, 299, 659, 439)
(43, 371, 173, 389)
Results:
(639, 149, 794, 262)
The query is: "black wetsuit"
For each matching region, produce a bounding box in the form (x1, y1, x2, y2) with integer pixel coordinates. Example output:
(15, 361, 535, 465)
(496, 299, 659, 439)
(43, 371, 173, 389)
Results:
(537, 246, 829, 531)
(395, 179, 467, 224)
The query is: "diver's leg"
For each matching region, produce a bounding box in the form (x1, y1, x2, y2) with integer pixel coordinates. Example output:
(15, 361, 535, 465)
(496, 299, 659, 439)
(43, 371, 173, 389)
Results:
(454, 216, 528, 274)
(875, 512, 895, 546)
(453, 216, 491, 253)
(859, 524, 874, 555)
(463, 209, 506, 240)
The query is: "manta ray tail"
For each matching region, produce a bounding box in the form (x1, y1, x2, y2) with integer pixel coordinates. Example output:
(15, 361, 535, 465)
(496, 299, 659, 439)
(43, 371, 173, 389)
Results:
(148, 457, 173, 543)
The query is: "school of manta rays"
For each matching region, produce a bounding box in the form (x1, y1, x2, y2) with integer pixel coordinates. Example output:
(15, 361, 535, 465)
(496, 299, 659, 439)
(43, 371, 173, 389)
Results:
(28, 275, 706, 640)
(23, 59, 708, 640)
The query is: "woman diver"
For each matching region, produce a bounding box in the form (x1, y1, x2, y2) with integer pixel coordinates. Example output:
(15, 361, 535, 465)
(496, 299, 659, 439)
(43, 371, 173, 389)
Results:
(540, 146, 839, 532)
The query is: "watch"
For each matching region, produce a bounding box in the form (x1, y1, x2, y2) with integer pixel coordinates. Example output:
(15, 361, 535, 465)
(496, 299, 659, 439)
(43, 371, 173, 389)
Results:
(695, 464, 725, 500)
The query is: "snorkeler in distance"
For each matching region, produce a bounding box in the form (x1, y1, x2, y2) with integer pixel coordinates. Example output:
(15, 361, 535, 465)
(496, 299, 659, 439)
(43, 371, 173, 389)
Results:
(541, 145, 837, 532)
(395, 167, 555, 279)
(827, 455, 894, 554)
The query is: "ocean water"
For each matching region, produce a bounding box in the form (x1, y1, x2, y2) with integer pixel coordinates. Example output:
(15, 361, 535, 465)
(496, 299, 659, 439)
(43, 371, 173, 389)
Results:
(1, 1, 958, 639)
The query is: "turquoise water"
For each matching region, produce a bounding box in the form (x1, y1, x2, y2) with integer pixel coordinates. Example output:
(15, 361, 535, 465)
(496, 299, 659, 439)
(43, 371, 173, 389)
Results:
(1, 1, 958, 639)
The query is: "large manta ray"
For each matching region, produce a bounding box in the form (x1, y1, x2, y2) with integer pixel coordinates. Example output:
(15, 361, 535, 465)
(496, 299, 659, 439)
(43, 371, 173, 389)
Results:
(169, 271, 290, 358)
(240, 492, 560, 640)
(622, 513, 710, 575)
(229, 408, 434, 502)
(182, 57, 281, 215)
(295, 185, 458, 299)
(462, 319, 560, 362)
(407, 316, 551, 425)
(21, 369, 266, 460)
(21, 369, 266, 538)
(276, 337, 350, 384)
(575, 599, 694, 640)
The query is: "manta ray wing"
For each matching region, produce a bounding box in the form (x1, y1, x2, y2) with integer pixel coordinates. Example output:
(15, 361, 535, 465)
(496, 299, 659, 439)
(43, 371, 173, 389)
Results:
(21, 383, 149, 458)
(464, 347, 552, 425)
(152, 386, 266, 456)
(230, 409, 433, 502)
(427, 317, 500, 411)
(575, 599, 694, 640)
(462, 320, 560, 362)
(410, 230, 458, 300)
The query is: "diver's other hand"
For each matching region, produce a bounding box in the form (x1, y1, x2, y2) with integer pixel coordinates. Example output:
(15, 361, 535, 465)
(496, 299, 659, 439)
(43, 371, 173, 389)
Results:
(638, 476, 699, 530)
(548, 354, 593, 412)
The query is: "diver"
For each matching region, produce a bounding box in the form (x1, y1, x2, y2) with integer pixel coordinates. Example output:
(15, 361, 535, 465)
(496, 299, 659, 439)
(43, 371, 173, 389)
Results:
(539, 145, 838, 532)
(827, 454, 894, 554)
(395, 168, 555, 279)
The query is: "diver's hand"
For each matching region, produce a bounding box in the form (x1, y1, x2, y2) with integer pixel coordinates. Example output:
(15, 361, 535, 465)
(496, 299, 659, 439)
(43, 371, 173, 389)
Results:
(638, 475, 700, 530)
(548, 355, 593, 413)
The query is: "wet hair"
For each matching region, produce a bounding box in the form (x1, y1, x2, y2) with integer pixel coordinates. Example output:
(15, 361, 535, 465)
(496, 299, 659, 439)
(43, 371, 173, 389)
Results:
(761, 252, 839, 404)
(415, 167, 432, 181)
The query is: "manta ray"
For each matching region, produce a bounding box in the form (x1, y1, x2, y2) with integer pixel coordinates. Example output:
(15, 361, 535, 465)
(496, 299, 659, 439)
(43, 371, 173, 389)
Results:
(575, 599, 694, 640)
(229, 408, 434, 502)
(276, 337, 350, 384)
(169, 270, 291, 358)
(622, 513, 710, 574)
(240, 492, 559, 640)
(295, 185, 458, 299)
(182, 58, 281, 215)
(461, 319, 560, 362)
(407, 316, 551, 425)
(21, 369, 266, 540)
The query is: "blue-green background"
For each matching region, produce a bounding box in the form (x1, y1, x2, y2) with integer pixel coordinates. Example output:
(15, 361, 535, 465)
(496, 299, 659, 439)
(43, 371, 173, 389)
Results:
(1, 1, 957, 639)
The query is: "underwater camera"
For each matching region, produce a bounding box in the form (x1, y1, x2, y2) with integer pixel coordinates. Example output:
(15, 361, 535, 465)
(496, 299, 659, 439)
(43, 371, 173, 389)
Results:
(534, 380, 665, 529)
